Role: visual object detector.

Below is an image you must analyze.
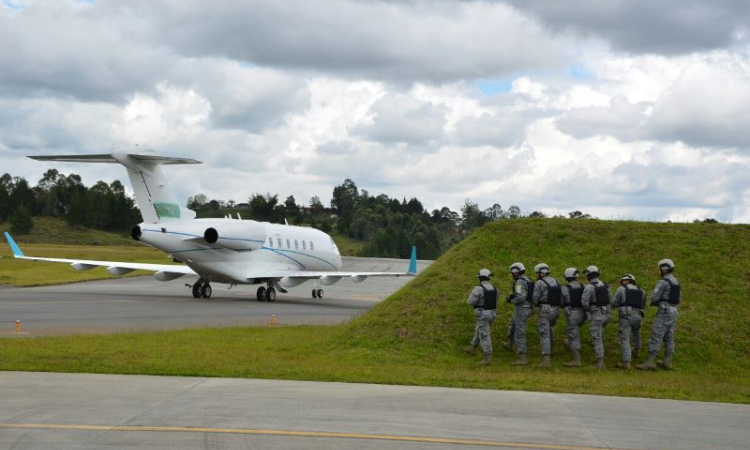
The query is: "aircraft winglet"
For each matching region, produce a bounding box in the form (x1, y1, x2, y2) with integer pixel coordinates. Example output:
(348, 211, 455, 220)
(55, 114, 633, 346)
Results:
(408, 246, 418, 275)
(4, 232, 24, 258)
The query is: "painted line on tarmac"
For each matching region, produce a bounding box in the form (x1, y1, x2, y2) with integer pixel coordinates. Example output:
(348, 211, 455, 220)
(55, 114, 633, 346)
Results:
(0, 423, 646, 450)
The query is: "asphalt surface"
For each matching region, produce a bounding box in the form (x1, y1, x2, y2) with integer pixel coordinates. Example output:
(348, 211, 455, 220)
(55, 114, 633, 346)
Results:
(0, 256, 431, 335)
(0, 372, 747, 450)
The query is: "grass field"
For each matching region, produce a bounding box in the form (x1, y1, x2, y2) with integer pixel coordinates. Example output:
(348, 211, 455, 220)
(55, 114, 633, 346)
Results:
(1, 218, 749, 403)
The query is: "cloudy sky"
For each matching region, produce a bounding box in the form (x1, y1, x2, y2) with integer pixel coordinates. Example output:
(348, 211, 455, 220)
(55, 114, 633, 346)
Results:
(2, 0, 749, 222)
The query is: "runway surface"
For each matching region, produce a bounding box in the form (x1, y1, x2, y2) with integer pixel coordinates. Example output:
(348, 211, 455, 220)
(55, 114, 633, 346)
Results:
(1, 372, 747, 450)
(0, 256, 431, 335)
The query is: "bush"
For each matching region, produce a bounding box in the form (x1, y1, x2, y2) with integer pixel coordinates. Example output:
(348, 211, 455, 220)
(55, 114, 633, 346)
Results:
(9, 205, 34, 234)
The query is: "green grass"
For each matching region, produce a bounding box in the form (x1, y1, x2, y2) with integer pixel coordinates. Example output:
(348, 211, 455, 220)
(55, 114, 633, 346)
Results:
(2, 218, 749, 403)
(1, 217, 139, 246)
(331, 233, 365, 256)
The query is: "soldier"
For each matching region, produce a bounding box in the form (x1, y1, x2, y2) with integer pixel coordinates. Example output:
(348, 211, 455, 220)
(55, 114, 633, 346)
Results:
(463, 268, 499, 366)
(581, 265, 611, 369)
(637, 259, 681, 371)
(561, 267, 585, 368)
(611, 274, 646, 370)
(506, 262, 534, 366)
(532, 263, 562, 367)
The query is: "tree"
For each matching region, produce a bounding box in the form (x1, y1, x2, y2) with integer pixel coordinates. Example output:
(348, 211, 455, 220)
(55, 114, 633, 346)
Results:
(569, 210, 591, 219)
(249, 193, 278, 221)
(461, 199, 489, 231)
(9, 205, 33, 234)
(528, 210, 546, 218)
(0, 183, 11, 221)
(309, 196, 324, 214)
(187, 194, 208, 211)
(507, 205, 522, 219)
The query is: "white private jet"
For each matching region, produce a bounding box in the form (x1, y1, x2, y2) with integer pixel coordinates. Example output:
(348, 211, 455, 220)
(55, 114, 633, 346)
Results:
(4, 151, 417, 301)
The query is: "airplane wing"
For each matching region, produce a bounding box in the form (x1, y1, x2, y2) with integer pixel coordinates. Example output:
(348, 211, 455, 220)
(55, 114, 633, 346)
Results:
(4, 232, 195, 281)
(267, 247, 419, 287)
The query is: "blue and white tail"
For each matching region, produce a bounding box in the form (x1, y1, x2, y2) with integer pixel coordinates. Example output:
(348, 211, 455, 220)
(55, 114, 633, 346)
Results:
(29, 150, 201, 224)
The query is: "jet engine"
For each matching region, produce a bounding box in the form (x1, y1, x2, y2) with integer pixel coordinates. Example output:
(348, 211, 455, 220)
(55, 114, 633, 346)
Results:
(203, 222, 266, 251)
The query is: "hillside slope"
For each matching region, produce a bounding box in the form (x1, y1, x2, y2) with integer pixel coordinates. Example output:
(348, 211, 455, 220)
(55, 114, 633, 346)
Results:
(337, 219, 750, 393)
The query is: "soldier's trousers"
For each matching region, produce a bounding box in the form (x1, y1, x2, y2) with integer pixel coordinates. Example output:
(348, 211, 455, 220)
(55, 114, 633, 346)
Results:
(538, 305, 559, 356)
(617, 310, 643, 362)
(511, 306, 533, 354)
(588, 308, 611, 360)
(565, 308, 586, 353)
(647, 305, 678, 357)
(471, 309, 497, 355)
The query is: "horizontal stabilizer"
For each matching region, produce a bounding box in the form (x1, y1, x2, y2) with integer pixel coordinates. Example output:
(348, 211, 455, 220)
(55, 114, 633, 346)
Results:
(29, 153, 202, 165)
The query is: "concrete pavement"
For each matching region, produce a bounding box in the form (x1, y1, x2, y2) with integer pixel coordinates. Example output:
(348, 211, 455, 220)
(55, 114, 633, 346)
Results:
(0, 372, 747, 450)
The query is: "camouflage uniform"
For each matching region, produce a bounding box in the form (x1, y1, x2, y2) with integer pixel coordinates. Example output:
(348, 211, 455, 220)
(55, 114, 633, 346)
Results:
(647, 273, 681, 359)
(533, 276, 561, 356)
(611, 284, 646, 363)
(509, 276, 534, 355)
(467, 280, 498, 356)
(582, 277, 612, 361)
(562, 281, 586, 356)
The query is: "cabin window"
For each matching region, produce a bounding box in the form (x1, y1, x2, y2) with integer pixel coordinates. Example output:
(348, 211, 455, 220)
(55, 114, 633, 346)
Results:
(267, 237, 273, 247)
(310, 241, 314, 251)
(277, 238, 282, 248)
(294, 240, 299, 250)
(302, 241, 306, 250)
(286, 239, 291, 249)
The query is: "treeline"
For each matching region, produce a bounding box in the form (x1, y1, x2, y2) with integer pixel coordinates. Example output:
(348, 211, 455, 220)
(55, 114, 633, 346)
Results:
(0, 170, 141, 234)
(187, 179, 593, 260)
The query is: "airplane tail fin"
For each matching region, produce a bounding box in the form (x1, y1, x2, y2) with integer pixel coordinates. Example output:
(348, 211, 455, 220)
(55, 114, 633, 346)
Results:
(29, 150, 201, 224)
(408, 246, 418, 275)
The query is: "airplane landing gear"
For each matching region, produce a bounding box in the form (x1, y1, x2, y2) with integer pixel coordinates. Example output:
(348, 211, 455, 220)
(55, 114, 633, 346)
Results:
(191, 279, 212, 299)
(257, 282, 276, 302)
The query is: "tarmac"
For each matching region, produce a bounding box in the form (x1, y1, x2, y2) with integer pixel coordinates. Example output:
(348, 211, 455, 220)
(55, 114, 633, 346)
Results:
(0, 371, 747, 450)
(0, 256, 431, 335)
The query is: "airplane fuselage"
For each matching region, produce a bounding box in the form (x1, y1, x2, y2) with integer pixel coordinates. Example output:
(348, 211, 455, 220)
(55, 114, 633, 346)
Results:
(133, 218, 343, 284)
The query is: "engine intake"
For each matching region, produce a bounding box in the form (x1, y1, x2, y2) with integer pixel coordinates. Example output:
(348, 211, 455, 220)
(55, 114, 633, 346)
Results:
(131, 225, 142, 241)
(204, 227, 219, 244)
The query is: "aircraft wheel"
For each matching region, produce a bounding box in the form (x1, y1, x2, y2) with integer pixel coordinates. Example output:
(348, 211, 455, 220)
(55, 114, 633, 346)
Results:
(256, 286, 267, 302)
(201, 283, 212, 299)
(312, 289, 318, 299)
(191, 282, 202, 298)
(316, 289, 324, 299)
(266, 287, 277, 302)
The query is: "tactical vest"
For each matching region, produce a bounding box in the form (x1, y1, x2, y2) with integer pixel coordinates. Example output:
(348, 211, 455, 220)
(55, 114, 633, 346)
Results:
(522, 276, 535, 304)
(539, 278, 562, 307)
(568, 285, 584, 309)
(476, 283, 498, 310)
(592, 281, 610, 307)
(624, 287, 646, 309)
(663, 278, 681, 305)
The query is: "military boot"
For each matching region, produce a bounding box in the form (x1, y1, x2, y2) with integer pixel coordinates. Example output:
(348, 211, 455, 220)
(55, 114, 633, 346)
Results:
(462, 345, 478, 356)
(594, 358, 606, 370)
(636, 354, 657, 371)
(657, 355, 673, 370)
(616, 361, 631, 370)
(537, 355, 552, 368)
(480, 354, 492, 366)
(502, 340, 514, 352)
(510, 353, 528, 366)
(563, 352, 581, 368)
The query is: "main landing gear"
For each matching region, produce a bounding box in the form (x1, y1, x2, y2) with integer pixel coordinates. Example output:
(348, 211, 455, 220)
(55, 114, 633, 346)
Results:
(256, 282, 278, 302)
(190, 279, 212, 299)
(311, 288, 324, 299)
